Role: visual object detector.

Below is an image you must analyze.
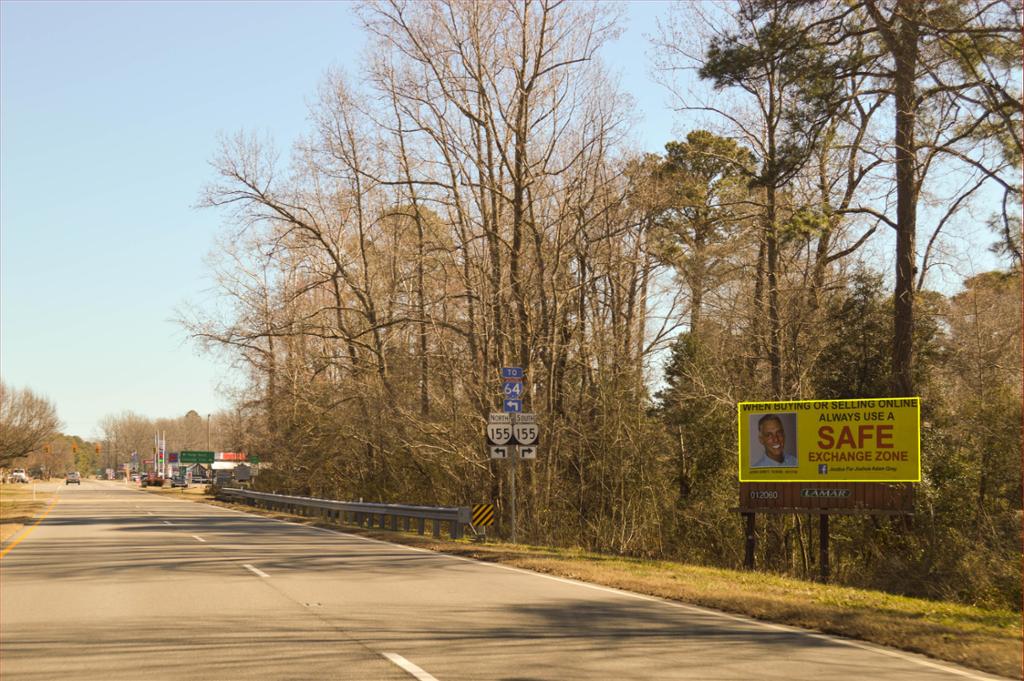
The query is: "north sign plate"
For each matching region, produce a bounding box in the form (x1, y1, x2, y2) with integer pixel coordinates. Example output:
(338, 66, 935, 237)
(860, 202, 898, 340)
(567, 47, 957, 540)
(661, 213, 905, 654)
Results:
(486, 419, 513, 446)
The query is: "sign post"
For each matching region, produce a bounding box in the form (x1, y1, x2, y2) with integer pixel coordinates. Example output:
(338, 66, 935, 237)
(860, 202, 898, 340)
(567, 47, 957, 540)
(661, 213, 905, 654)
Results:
(485, 368, 542, 543)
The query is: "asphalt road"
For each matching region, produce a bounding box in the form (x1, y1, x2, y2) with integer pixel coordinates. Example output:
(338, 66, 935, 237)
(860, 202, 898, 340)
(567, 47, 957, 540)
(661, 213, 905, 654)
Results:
(0, 480, 1010, 681)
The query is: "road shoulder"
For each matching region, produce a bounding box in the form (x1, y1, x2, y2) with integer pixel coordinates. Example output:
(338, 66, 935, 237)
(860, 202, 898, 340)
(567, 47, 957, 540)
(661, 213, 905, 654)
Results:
(179, 492, 1021, 680)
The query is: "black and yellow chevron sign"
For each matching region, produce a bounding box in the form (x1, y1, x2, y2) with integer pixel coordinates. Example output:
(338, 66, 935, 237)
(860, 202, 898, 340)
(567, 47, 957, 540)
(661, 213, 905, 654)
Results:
(471, 504, 495, 526)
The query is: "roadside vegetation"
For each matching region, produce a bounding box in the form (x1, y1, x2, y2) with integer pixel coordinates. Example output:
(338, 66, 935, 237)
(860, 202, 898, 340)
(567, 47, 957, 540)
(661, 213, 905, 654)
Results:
(205, 492, 1022, 679)
(0, 483, 49, 545)
(26, 0, 1004, 639)
(165, 0, 1020, 616)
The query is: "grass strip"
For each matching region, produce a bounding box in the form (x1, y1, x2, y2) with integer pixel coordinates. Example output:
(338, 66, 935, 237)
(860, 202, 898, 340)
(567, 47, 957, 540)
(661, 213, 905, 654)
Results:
(0, 483, 50, 544)
(202, 495, 1022, 679)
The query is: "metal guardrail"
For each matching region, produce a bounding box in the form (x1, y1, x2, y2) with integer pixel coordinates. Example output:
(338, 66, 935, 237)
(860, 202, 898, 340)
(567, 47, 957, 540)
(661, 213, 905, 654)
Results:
(218, 488, 473, 539)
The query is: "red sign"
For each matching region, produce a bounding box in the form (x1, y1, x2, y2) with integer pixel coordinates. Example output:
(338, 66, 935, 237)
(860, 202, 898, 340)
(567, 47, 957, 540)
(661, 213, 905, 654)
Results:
(217, 452, 247, 461)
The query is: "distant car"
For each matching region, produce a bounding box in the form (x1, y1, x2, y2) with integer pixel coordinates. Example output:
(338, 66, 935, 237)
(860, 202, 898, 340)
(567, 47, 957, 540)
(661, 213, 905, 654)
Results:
(140, 473, 165, 488)
(130, 473, 141, 482)
(65, 472, 81, 485)
(170, 474, 188, 488)
(10, 469, 29, 483)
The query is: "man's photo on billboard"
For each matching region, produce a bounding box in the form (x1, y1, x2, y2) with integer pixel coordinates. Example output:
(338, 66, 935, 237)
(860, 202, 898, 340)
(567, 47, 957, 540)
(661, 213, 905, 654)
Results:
(750, 413, 798, 468)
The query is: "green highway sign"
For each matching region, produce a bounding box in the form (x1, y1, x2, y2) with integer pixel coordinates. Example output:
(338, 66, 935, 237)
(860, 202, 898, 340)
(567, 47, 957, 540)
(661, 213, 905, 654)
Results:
(180, 451, 215, 464)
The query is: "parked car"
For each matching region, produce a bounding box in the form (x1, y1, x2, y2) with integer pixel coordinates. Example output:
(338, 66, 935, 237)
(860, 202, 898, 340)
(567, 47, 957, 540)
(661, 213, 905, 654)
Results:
(65, 471, 81, 485)
(10, 469, 28, 483)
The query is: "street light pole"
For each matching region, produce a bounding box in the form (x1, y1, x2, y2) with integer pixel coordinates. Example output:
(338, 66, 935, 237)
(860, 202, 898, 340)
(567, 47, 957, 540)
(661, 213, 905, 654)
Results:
(206, 414, 211, 450)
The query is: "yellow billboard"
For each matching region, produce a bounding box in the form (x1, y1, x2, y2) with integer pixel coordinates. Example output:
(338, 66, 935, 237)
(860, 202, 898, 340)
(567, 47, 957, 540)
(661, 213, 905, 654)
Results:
(738, 398, 920, 482)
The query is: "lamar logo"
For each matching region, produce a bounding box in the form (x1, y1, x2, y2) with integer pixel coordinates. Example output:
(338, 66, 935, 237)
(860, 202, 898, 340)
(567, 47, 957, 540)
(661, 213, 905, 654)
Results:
(801, 488, 851, 498)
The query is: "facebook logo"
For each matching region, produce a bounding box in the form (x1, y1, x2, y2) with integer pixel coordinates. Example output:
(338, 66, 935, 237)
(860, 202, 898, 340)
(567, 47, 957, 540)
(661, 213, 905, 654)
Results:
(818, 464, 828, 475)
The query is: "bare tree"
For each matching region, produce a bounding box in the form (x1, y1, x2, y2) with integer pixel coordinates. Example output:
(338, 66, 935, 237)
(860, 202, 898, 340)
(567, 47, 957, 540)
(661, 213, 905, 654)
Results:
(0, 382, 62, 468)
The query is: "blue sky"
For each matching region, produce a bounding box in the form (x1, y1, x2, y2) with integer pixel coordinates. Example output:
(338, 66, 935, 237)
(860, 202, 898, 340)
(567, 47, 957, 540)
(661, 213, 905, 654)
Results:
(2, 1, 1008, 439)
(1, 1, 677, 437)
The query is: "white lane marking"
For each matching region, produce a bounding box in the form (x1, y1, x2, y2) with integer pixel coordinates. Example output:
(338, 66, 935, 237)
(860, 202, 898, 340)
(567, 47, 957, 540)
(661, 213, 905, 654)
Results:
(147, 511, 154, 516)
(259, 519, 1006, 680)
(162, 520, 173, 525)
(242, 563, 269, 578)
(192, 535, 206, 543)
(382, 653, 439, 681)
(196, 502, 1008, 681)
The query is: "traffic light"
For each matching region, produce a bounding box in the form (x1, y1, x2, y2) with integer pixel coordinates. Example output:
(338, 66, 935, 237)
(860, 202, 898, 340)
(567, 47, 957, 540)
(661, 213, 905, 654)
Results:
(95, 443, 101, 454)
(72, 443, 78, 453)
(44, 444, 51, 454)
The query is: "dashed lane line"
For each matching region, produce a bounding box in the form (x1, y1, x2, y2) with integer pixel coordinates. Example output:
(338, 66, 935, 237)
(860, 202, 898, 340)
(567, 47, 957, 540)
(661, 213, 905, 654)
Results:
(382, 653, 440, 681)
(242, 563, 270, 578)
(216, 507, 1008, 681)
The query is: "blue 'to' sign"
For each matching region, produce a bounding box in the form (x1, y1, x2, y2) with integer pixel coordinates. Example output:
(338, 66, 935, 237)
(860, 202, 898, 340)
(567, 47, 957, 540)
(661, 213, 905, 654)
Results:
(501, 367, 525, 379)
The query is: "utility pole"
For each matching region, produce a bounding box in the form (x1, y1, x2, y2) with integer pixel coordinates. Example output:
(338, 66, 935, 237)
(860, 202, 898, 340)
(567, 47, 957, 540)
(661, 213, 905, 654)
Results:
(207, 414, 211, 450)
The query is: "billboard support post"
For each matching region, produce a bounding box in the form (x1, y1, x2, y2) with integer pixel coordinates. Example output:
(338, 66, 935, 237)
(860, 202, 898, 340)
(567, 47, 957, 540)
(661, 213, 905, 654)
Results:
(743, 513, 756, 570)
(819, 514, 830, 582)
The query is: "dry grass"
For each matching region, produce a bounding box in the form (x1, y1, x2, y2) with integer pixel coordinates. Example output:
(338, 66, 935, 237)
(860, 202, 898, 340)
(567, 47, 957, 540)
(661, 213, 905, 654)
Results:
(202, 495, 1022, 679)
(0, 483, 48, 544)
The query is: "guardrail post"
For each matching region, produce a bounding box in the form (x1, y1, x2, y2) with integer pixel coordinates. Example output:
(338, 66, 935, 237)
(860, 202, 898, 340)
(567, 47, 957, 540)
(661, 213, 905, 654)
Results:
(390, 515, 398, 531)
(417, 518, 425, 535)
(456, 507, 470, 540)
(403, 517, 410, 531)
(432, 519, 441, 538)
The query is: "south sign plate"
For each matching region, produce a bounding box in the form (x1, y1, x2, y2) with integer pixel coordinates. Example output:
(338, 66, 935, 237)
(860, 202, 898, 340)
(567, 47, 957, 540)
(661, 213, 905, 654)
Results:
(513, 418, 538, 446)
